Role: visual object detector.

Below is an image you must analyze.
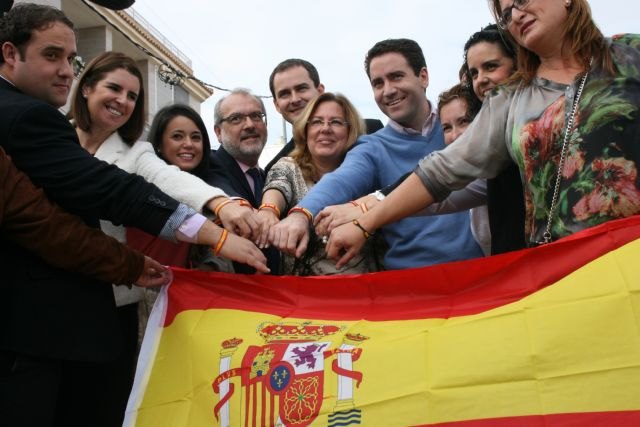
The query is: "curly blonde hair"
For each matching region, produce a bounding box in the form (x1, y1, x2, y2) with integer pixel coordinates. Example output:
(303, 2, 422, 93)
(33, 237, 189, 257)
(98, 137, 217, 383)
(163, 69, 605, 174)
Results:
(290, 93, 365, 182)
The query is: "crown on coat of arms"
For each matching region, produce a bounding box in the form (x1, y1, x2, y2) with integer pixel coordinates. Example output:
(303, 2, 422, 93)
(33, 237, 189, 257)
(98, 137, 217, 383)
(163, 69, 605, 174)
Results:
(258, 321, 342, 343)
(221, 338, 243, 349)
(345, 333, 369, 343)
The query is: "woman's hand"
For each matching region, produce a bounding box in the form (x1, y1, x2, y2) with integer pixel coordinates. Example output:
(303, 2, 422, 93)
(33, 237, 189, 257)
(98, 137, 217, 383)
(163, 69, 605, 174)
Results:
(325, 221, 368, 269)
(219, 232, 270, 274)
(268, 212, 310, 258)
(315, 195, 379, 236)
(255, 209, 280, 249)
(314, 202, 363, 237)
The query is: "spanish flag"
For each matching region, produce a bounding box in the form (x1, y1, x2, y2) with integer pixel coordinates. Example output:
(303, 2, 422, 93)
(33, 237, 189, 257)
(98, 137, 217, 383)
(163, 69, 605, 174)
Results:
(125, 216, 640, 427)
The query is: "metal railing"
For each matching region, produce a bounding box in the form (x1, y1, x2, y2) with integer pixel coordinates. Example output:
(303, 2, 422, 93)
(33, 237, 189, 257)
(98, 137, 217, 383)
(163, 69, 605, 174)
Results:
(126, 7, 192, 68)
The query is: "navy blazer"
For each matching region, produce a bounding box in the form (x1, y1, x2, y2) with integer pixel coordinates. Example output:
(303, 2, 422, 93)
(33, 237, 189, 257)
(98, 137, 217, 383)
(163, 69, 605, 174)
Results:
(207, 146, 280, 274)
(207, 146, 262, 206)
(0, 78, 179, 362)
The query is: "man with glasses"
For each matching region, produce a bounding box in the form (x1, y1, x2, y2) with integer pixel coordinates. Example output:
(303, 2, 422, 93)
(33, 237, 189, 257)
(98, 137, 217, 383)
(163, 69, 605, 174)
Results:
(208, 88, 279, 273)
(270, 39, 483, 270)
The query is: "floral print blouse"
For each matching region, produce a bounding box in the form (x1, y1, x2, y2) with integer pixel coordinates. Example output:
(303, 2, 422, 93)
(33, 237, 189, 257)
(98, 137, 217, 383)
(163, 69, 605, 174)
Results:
(416, 34, 640, 245)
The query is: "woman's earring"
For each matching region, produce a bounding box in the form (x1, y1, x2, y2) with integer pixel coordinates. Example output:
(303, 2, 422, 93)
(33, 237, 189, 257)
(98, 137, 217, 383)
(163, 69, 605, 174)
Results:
(565, 0, 571, 7)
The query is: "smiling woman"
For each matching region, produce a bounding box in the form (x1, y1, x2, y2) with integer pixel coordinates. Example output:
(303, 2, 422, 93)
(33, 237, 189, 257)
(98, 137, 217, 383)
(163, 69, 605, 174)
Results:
(257, 92, 384, 275)
(66, 51, 271, 422)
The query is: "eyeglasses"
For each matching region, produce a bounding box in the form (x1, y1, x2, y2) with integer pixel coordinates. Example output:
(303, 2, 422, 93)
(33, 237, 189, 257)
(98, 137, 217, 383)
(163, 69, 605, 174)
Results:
(307, 118, 349, 130)
(497, 0, 531, 30)
(220, 111, 266, 126)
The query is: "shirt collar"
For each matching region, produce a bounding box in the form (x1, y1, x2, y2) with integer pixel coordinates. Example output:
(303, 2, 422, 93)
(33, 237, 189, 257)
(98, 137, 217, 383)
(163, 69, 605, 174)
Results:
(236, 160, 253, 174)
(0, 74, 15, 87)
(388, 100, 438, 137)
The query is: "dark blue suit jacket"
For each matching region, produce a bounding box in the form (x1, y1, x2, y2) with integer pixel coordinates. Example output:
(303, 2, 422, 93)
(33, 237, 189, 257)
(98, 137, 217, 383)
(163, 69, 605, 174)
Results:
(207, 146, 280, 274)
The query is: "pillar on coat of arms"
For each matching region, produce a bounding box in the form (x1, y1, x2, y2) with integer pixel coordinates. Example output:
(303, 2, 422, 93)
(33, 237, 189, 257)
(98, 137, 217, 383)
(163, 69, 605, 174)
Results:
(217, 338, 242, 427)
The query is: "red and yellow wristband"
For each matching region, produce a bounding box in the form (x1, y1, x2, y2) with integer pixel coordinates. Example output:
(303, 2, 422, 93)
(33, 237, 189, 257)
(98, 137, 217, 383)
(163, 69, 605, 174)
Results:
(259, 203, 281, 218)
(288, 206, 313, 223)
(212, 229, 229, 256)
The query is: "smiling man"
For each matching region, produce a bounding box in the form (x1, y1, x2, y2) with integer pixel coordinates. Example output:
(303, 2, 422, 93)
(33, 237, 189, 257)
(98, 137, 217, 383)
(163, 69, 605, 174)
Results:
(209, 88, 268, 206)
(264, 59, 325, 172)
(270, 39, 484, 270)
(208, 88, 280, 273)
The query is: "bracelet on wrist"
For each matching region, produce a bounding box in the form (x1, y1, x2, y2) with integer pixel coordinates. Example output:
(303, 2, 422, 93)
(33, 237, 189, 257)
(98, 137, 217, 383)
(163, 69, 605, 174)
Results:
(213, 198, 233, 217)
(212, 228, 229, 256)
(350, 200, 368, 213)
(214, 197, 252, 218)
(235, 198, 253, 208)
(352, 219, 374, 239)
(288, 206, 313, 223)
(259, 203, 281, 218)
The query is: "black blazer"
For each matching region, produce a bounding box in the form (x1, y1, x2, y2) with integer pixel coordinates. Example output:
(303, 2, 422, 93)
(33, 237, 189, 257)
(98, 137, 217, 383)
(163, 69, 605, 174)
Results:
(0, 79, 179, 362)
(207, 146, 280, 274)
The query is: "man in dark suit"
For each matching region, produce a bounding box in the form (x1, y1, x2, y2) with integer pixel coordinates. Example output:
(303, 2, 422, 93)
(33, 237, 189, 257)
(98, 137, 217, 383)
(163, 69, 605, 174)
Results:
(0, 4, 266, 426)
(207, 88, 279, 273)
(265, 58, 383, 173)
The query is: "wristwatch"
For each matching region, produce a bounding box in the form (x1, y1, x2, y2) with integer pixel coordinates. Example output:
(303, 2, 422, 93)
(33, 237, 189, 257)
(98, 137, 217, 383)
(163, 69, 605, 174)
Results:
(373, 190, 385, 201)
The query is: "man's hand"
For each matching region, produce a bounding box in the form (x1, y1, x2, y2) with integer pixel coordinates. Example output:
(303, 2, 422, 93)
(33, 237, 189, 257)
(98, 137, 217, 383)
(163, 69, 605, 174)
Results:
(134, 256, 172, 288)
(325, 221, 368, 269)
(268, 212, 310, 258)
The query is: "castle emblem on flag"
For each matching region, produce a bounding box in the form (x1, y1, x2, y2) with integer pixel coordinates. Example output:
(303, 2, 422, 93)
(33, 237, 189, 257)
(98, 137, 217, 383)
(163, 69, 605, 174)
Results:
(212, 322, 368, 426)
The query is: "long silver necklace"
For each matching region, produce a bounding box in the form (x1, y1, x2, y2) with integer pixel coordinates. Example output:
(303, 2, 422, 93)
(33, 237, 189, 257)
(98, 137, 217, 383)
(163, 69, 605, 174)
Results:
(534, 63, 591, 245)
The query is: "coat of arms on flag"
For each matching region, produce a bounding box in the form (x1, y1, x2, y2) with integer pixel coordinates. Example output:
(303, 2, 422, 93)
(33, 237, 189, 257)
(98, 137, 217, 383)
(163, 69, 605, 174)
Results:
(211, 323, 366, 427)
(125, 216, 640, 426)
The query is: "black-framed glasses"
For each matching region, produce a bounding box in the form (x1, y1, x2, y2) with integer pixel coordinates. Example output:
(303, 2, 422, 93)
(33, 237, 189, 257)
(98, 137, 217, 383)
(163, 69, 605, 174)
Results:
(307, 118, 349, 130)
(220, 111, 266, 126)
(497, 0, 531, 30)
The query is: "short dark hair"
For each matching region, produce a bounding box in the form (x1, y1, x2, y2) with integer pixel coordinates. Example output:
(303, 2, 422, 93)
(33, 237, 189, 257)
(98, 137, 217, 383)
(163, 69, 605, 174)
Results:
(0, 3, 74, 64)
(364, 38, 426, 79)
(69, 51, 146, 145)
(148, 104, 211, 180)
(268, 58, 320, 98)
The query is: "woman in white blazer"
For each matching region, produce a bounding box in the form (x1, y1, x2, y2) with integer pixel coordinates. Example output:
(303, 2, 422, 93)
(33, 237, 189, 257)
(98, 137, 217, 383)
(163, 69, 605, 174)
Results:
(67, 51, 263, 420)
